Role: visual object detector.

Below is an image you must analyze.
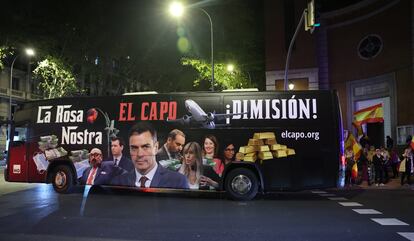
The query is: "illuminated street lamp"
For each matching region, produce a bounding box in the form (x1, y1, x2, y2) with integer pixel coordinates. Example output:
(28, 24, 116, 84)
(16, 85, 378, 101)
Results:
(169, 2, 215, 91)
(226, 63, 252, 87)
(9, 48, 35, 121)
(169, 2, 184, 17)
(226, 64, 235, 73)
(288, 83, 295, 90)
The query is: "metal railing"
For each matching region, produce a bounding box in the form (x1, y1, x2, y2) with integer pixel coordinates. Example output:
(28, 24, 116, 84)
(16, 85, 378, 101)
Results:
(0, 87, 43, 100)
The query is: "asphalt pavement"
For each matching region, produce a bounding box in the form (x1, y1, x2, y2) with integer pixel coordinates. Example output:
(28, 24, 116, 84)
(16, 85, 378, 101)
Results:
(0, 170, 414, 241)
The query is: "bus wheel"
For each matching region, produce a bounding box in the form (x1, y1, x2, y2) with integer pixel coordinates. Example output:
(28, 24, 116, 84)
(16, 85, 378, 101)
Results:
(52, 165, 74, 194)
(225, 168, 259, 201)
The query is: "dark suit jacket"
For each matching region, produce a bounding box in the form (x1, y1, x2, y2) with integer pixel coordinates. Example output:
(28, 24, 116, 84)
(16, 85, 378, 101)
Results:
(111, 165, 189, 189)
(81, 162, 125, 185)
(202, 165, 220, 183)
(156, 145, 171, 162)
(104, 155, 134, 172)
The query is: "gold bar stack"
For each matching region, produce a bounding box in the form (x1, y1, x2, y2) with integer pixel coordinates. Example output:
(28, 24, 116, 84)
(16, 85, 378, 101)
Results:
(236, 132, 296, 163)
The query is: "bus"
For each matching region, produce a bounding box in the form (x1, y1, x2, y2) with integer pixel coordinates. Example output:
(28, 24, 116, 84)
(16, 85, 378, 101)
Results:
(4, 90, 344, 200)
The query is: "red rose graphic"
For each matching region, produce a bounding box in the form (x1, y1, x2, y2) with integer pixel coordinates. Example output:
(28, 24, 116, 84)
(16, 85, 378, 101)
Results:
(87, 108, 98, 123)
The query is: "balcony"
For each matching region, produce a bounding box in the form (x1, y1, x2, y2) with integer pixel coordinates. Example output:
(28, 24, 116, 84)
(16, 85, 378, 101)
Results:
(0, 87, 43, 101)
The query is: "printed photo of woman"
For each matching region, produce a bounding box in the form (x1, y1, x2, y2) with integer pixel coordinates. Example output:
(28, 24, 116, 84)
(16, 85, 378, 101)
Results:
(202, 135, 224, 176)
(179, 142, 220, 190)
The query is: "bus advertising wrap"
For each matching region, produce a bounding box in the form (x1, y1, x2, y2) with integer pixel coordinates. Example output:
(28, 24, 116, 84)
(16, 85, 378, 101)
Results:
(7, 91, 342, 200)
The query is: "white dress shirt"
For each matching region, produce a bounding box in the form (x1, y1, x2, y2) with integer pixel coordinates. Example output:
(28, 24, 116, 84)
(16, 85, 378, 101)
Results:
(135, 162, 158, 188)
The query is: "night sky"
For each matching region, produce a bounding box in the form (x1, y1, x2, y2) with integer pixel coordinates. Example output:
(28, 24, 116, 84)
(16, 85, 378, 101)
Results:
(1, 0, 265, 92)
(1, 0, 363, 92)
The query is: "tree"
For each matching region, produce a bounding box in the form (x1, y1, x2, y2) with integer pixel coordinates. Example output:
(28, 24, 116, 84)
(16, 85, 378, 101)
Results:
(0, 46, 12, 70)
(33, 56, 83, 98)
(181, 57, 253, 90)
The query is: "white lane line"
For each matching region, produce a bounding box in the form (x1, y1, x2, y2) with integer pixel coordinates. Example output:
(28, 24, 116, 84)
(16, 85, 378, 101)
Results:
(352, 209, 382, 214)
(398, 232, 414, 240)
(371, 218, 409, 226)
(311, 191, 327, 194)
(319, 193, 336, 197)
(338, 202, 363, 207)
(328, 197, 348, 201)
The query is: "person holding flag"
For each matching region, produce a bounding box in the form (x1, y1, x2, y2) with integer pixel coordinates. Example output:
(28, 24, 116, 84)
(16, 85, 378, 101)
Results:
(345, 133, 362, 185)
(344, 149, 355, 186)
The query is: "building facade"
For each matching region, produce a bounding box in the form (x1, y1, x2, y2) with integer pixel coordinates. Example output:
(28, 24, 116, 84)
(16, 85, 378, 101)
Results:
(265, 0, 414, 147)
(0, 64, 42, 155)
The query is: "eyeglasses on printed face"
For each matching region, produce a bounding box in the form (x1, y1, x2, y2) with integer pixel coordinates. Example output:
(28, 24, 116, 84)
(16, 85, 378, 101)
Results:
(225, 148, 235, 152)
(91, 153, 102, 157)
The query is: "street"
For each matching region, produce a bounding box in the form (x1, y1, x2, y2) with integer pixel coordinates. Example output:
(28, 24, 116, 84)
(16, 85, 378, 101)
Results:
(1, 170, 414, 241)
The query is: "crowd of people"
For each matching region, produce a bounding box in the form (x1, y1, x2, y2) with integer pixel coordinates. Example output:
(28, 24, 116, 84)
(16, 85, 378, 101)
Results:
(345, 134, 414, 187)
(80, 122, 239, 190)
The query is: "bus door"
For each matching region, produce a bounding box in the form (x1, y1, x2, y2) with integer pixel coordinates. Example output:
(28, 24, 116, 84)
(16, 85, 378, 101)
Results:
(7, 123, 29, 182)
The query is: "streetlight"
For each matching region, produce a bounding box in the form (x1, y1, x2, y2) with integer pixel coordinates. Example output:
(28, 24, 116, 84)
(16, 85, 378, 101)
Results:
(169, 2, 215, 91)
(9, 48, 35, 121)
(226, 63, 252, 87)
(226, 64, 235, 73)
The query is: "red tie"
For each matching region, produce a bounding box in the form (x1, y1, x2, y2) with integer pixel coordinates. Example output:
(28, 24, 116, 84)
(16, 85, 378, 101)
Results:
(87, 167, 97, 185)
(139, 176, 148, 188)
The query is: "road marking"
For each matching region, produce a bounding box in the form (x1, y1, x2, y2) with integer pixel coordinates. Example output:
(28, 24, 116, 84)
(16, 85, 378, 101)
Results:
(319, 193, 336, 197)
(338, 202, 363, 207)
(311, 191, 327, 194)
(328, 197, 348, 201)
(398, 232, 414, 240)
(371, 218, 409, 226)
(352, 209, 382, 214)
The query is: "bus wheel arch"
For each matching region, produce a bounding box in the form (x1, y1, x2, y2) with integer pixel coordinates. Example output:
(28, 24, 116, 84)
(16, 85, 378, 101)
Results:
(224, 165, 261, 201)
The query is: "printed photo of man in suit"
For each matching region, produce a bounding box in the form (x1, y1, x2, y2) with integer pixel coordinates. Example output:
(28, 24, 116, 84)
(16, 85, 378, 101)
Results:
(105, 137, 134, 172)
(156, 129, 186, 162)
(81, 148, 122, 185)
(111, 122, 189, 189)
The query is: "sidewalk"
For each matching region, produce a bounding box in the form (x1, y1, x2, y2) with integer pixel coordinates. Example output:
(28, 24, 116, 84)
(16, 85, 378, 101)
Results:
(345, 177, 414, 190)
(0, 168, 39, 195)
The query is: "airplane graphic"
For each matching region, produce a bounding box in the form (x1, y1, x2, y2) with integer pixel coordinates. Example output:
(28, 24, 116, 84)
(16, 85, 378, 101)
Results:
(167, 99, 242, 129)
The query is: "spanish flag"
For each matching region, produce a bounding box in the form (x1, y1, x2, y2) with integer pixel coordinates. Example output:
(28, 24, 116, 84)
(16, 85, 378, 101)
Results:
(351, 162, 358, 180)
(345, 133, 362, 160)
(352, 121, 364, 137)
(353, 104, 384, 126)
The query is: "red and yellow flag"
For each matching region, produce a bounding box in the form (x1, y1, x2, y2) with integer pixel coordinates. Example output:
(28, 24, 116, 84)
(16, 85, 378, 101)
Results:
(352, 121, 364, 137)
(351, 162, 358, 180)
(353, 104, 384, 126)
(345, 133, 362, 160)
(411, 136, 414, 150)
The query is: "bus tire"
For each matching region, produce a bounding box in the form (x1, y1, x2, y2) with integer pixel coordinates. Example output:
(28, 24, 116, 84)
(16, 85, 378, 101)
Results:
(51, 165, 74, 194)
(225, 168, 259, 201)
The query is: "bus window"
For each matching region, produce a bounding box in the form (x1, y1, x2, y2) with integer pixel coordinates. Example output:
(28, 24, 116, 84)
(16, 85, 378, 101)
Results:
(14, 127, 27, 141)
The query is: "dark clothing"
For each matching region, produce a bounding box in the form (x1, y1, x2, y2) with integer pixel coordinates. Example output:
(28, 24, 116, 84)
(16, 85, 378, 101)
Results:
(359, 136, 369, 149)
(111, 165, 189, 189)
(345, 158, 355, 185)
(373, 154, 384, 184)
(386, 137, 394, 149)
(401, 172, 411, 185)
(81, 162, 125, 185)
(104, 155, 134, 172)
(401, 156, 413, 185)
(156, 145, 179, 162)
(199, 165, 221, 190)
